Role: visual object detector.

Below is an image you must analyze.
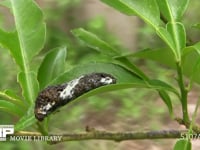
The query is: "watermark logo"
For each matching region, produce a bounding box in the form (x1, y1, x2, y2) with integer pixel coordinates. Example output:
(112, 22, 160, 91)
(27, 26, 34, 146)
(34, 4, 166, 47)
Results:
(180, 132, 200, 140)
(0, 124, 62, 142)
(0, 125, 14, 141)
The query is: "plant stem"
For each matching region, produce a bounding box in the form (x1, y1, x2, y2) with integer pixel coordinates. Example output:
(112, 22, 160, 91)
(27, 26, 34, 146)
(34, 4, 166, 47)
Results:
(11, 129, 188, 144)
(37, 121, 48, 136)
(176, 62, 189, 122)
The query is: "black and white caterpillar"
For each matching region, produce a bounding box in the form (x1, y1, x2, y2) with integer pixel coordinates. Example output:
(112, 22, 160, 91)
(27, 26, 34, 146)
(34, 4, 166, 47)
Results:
(34, 73, 116, 121)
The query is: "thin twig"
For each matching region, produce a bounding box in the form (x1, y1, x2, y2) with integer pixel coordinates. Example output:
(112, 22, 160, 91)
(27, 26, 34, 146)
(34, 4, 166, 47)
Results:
(9, 129, 192, 144)
(52, 130, 185, 143)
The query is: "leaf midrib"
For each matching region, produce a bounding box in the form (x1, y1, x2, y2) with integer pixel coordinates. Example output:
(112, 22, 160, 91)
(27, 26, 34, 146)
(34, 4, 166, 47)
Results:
(10, 0, 34, 104)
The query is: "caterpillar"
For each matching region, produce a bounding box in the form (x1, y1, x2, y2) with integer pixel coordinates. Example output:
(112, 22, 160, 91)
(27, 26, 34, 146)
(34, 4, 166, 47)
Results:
(34, 73, 117, 121)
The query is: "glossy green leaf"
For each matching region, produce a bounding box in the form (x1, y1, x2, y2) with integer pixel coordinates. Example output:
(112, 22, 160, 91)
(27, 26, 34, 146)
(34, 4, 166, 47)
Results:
(182, 46, 198, 58)
(0, 30, 23, 69)
(15, 106, 36, 131)
(45, 63, 178, 120)
(173, 140, 191, 150)
(101, 0, 160, 28)
(156, 2, 187, 61)
(167, 22, 186, 57)
(1, 0, 46, 69)
(72, 28, 148, 80)
(17, 72, 39, 104)
(101, 0, 186, 62)
(183, 50, 200, 85)
(10, 0, 46, 62)
(72, 28, 118, 56)
(118, 47, 200, 85)
(0, 90, 25, 108)
(43, 63, 178, 120)
(189, 43, 200, 86)
(114, 57, 149, 80)
(51, 63, 178, 95)
(0, 100, 24, 116)
(182, 43, 200, 85)
(99, 0, 136, 15)
(156, 27, 177, 59)
(52, 63, 143, 85)
(3, 0, 46, 105)
(182, 42, 200, 60)
(118, 48, 176, 68)
(192, 42, 200, 55)
(38, 47, 67, 89)
(148, 79, 178, 95)
(3, 90, 22, 102)
(157, 0, 189, 21)
(159, 90, 173, 116)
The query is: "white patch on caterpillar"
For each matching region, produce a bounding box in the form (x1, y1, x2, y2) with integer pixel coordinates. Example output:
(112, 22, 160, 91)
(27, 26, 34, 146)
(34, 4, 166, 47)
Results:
(39, 102, 56, 115)
(59, 76, 83, 100)
(100, 76, 114, 85)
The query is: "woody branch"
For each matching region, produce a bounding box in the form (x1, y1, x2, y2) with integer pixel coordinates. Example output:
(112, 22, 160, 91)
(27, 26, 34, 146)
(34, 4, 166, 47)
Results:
(11, 129, 195, 144)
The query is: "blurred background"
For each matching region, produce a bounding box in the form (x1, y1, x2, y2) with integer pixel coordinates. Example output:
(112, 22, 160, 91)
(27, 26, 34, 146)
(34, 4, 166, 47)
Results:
(0, 0, 200, 149)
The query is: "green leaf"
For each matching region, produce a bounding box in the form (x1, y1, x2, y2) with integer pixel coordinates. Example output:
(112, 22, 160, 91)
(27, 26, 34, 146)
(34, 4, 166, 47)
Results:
(183, 49, 200, 85)
(173, 140, 191, 150)
(157, 0, 189, 21)
(122, 47, 200, 85)
(156, 27, 177, 60)
(101, 0, 160, 28)
(17, 72, 39, 104)
(10, 0, 46, 62)
(4, 0, 46, 104)
(0, 90, 24, 106)
(182, 46, 199, 58)
(72, 28, 148, 80)
(192, 42, 200, 55)
(158, 90, 173, 116)
(147, 79, 178, 96)
(167, 22, 186, 57)
(189, 44, 200, 86)
(0, 0, 46, 69)
(156, 2, 187, 61)
(66, 84, 141, 104)
(71, 28, 118, 56)
(156, 23, 186, 62)
(52, 63, 143, 85)
(15, 106, 36, 131)
(51, 63, 178, 95)
(182, 43, 200, 85)
(38, 47, 67, 89)
(43, 63, 178, 121)
(101, 0, 186, 62)
(114, 57, 149, 80)
(182, 42, 200, 58)
(0, 30, 22, 69)
(118, 48, 176, 68)
(3, 90, 22, 102)
(99, 0, 136, 15)
(0, 100, 24, 116)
